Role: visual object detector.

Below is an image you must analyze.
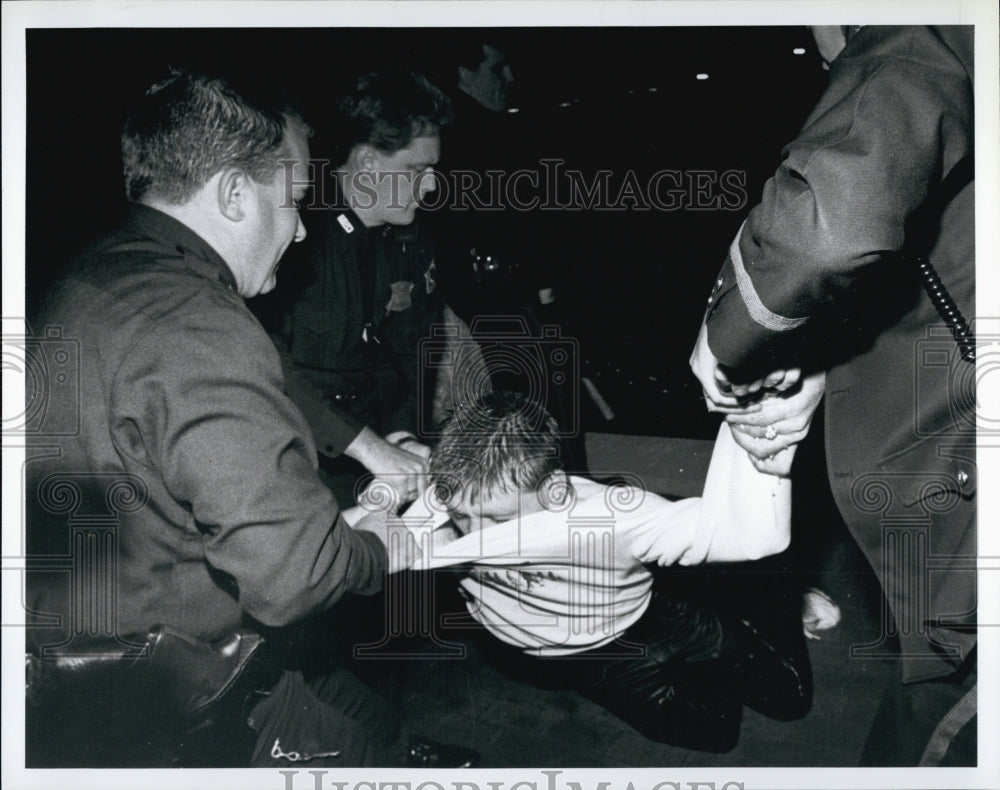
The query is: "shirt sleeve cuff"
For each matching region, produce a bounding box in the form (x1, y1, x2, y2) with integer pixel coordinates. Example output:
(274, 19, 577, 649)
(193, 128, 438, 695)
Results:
(705, 252, 796, 374)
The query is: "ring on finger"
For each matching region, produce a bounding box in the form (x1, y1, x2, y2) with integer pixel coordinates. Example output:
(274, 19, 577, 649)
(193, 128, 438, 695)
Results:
(764, 424, 777, 440)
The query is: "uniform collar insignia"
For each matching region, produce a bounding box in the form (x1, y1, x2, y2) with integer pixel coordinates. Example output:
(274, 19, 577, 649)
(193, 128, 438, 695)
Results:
(336, 213, 355, 234)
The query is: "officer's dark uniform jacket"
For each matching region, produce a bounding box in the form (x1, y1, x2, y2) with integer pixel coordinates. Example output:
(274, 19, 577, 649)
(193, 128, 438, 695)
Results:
(271, 207, 440, 455)
(703, 26, 976, 682)
(26, 205, 387, 651)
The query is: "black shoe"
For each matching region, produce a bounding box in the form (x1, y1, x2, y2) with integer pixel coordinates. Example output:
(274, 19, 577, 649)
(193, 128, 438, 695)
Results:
(406, 737, 480, 768)
(722, 614, 812, 721)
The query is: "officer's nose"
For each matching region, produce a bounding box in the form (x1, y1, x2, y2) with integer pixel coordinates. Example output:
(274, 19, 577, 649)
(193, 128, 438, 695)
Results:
(418, 169, 438, 200)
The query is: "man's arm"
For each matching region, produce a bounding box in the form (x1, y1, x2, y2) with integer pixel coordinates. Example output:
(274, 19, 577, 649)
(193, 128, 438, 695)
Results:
(113, 313, 387, 627)
(631, 423, 792, 567)
(274, 335, 430, 498)
(697, 26, 973, 379)
(344, 426, 430, 501)
(274, 339, 365, 456)
(686, 422, 792, 564)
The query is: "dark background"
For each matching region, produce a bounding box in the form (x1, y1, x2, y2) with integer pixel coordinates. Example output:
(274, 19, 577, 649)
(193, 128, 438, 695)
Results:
(25, 27, 828, 438)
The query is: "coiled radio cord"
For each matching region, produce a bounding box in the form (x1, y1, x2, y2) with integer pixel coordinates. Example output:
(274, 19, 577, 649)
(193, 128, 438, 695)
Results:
(916, 256, 976, 364)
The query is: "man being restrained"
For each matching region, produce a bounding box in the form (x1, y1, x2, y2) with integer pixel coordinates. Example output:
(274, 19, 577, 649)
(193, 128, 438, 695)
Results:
(401, 389, 823, 752)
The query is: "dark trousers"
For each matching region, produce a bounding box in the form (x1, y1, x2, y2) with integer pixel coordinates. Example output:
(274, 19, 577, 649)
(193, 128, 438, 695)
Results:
(560, 595, 746, 753)
(247, 592, 413, 768)
(475, 579, 811, 754)
(861, 651, 977, 766)
(248, 666, 408, 767)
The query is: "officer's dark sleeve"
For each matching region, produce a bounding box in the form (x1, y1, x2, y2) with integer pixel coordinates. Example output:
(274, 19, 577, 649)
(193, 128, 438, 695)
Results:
(273, 338, 365, 457)
(384, 223, 441, 437)
(704, 26, 973, 372)
(113, 308, 386, 628)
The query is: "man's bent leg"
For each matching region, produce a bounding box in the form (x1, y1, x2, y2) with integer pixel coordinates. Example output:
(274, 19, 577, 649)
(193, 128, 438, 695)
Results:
(309, 665, 409, 764)
(248, 669, 402, 767)
(566, 595, 745, 753)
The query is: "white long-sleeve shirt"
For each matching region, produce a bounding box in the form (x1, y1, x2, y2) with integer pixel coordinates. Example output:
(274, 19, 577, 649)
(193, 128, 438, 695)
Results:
(400, 424, 790, 655)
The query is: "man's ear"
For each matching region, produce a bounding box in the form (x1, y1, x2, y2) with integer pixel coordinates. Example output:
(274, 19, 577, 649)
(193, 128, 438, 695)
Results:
(537, 469, 570, 511)
(217, 168, 251, 221)
(354, 144, 378, 174)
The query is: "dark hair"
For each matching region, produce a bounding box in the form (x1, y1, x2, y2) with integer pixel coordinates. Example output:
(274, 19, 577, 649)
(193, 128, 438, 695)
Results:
(121, 69, 293, 204)
(454, 42, 491, 72)
(333, 69, 453, 161)
(430, 391, 561, 506)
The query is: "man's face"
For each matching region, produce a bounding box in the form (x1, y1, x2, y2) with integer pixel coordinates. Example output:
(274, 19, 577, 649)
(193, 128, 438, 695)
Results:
(444, 483, 545, 536)
(809, 26, 848, 68)
(476, 45, 514, 111)
(362, 135, 441, 227)
(459, 44, 514, 112)
(242, 120, 310, 296)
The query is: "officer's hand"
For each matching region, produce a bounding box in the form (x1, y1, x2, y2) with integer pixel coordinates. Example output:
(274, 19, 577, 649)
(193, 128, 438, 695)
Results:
(690, 322, 757, 412)
(344, 427, 429, 503)
(384, 431, 431, 460)
(726, 371, 826, 476)
(690, 322, 802, 411)
(728, 367, 802, 398)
